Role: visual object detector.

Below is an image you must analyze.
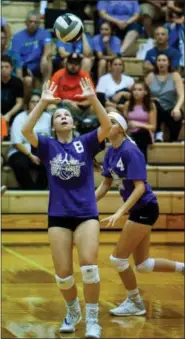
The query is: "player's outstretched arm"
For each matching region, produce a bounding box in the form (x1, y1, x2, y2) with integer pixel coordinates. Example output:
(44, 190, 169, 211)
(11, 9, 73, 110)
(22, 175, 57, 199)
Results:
(75, 78, 112, 142)
(22, 81, 61, 147)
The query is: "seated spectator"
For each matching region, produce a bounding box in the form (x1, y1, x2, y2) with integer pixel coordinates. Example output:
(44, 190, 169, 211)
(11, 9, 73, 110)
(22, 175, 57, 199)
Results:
(97, 0, 141, 55)
(1, 27, 22, 79)
(145, 53, 184, 142)
(123, 81, 156, 162)
(8, 91, 51, 190)
(52, 53, 93, 125)
(93, 21, 121, 78)
(11, 10, 52, 102)
(1, 115, 8, 141)
(144, 26, 181, 73)
(1, 55, 24, 131)
(165, 0, 184, 70)
(139, 0, 166, 38)
(1, 16, 11, 40)
(55, 32, 94, 73)
(96, 56, 134, 113)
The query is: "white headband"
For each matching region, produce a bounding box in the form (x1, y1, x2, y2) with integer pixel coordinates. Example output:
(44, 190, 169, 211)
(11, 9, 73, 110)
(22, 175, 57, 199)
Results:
(108, 112, 128, 131)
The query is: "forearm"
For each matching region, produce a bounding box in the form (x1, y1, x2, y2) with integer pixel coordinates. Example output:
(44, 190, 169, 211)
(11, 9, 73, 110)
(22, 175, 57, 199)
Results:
(127, 14, 140, 25)
(117, 184, 145, 215)
(14, 143, 31, 156)
(7, 103, 23, 118)
(174, 95, 184, 110)
(99, 11, 120, 25)
(95, 182, 110, 201)
(88, 95, 110, 129)
(132, 121, 155, 131)
(22, 99, 47, 135)
(104, 43, 115, 56)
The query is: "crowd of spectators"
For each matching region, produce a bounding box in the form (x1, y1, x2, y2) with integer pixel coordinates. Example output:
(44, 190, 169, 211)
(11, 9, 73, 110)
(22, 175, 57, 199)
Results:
(1, 0, 184, 189)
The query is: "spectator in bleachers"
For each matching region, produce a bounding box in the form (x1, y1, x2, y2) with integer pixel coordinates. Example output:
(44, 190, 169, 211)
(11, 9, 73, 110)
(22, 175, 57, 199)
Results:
(11, 10, 52, 103)
(144, 26, 181, 73)
(8, 91, 50, 190)
(93, 21, 121, 78)
(51, 53, 95, 121)
(165, 0, 184, 71)
(96, 57, 134, 114)
(1, 55, 24, 130)
(1, 27, 23, 79)
(55, 32, 94, 73)
(123, 81, 156, 162)
(97, 0, 141, 55)
(165, 0, 184, 49)
(1, 16, 11, 40)
(139, 1, 166, 38)
(145, 53, 184, 142)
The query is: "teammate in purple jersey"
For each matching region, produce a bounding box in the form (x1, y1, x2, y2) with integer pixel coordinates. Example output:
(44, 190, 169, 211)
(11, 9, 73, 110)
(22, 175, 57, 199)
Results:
(21, 78, 112, 338)
(96, 111, 184, 317)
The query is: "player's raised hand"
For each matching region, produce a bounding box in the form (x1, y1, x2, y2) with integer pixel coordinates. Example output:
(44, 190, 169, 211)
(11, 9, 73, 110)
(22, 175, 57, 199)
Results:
(41, 81, 61, 104)
(75, 77, 95, 99)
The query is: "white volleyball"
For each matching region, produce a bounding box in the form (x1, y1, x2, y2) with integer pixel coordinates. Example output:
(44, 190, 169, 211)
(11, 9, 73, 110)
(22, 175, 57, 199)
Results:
(54, 13, 84, 43)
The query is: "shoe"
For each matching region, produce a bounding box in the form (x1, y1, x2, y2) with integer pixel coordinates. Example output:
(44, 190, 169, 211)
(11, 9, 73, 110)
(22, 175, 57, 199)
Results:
(59, 307, 82, 333)
(110, 298, 146, 316)
(85, 322, 102, 338)
(155, 132, 164, 142)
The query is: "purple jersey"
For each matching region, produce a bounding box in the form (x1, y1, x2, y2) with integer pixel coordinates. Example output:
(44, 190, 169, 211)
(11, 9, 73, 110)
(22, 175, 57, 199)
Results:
(32, 129, 105, 217)
(102, 139, 157, 212)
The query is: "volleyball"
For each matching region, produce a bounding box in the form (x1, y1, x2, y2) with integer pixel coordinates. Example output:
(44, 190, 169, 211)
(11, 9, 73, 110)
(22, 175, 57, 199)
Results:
(54, 13, 84, 43)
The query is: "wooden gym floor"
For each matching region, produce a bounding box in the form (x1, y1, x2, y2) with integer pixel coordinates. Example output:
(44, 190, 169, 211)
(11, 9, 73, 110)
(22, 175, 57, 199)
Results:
(2, 230, 184, 339)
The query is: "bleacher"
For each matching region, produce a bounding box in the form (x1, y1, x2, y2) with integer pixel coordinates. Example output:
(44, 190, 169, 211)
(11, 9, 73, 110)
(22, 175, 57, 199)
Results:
(1, 0, 185, 231)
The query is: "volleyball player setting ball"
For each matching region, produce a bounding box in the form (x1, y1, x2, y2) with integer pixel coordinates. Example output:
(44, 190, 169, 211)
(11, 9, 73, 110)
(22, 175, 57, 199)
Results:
(96, 112, 184, 316)
(21, 78, 112, 338)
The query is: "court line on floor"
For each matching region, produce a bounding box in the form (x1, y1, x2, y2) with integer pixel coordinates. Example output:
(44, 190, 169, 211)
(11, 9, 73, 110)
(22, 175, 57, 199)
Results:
(2, 245, 116, 309)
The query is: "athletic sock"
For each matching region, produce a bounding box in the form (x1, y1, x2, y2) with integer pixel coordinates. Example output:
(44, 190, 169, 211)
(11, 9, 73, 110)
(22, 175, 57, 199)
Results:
(127, 288, 142, 303)
(175, 262, 184, 272)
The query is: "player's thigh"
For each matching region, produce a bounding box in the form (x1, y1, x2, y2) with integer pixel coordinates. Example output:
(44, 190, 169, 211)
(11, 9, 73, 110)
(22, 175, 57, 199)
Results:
(133, 230, 151, 265)
(74, 219, 100, 266)
(113, 220, 150, 258)
(48, 227, 73, 276)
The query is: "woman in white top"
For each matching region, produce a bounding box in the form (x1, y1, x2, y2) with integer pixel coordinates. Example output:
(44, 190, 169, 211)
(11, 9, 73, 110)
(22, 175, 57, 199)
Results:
(8, 91, 51, 189)
(96, 56, 134, 114)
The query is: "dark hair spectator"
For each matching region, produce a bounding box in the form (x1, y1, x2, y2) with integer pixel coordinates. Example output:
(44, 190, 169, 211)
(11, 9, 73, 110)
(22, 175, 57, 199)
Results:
(93, 21, 121, 78)
(96, 56, 134, 114)
(7, 92, 51, 190)
(97, 0, 141, 55)
(145, 53, 184, 142)
(124, 81, 156, 162)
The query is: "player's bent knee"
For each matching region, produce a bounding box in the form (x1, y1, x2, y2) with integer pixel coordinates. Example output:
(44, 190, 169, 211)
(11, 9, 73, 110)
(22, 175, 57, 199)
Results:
(110, 255, 129, 272)
(136, 258, 155, 273)
(55, 274, 75, 290)
(80, 265, 100, 284)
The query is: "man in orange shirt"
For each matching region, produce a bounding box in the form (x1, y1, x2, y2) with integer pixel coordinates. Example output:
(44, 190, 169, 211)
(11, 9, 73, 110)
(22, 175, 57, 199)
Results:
(51, 53, 95, 120)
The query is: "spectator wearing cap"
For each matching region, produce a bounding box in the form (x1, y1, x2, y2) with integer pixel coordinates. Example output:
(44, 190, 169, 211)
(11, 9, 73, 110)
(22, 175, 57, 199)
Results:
(11, 10, 52, 103)
(144, 26, 181, 74)
(1, 55, 24, 130)
(55, 32, 94, 73)
(51, 53, 95, 121)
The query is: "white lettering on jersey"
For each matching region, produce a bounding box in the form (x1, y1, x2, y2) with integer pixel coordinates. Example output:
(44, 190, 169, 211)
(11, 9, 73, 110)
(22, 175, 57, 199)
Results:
(116, 158, 124, 171)
(73, 141, 84, 153)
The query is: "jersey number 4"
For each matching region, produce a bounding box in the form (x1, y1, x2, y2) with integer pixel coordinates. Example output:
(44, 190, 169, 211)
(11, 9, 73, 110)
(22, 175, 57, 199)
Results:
(116, 158, 124, 171)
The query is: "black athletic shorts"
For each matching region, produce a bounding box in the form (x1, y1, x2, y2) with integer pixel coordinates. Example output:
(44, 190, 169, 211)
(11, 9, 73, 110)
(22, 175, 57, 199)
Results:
(129, 202, 159, 226)
(48, 216, 99, 232)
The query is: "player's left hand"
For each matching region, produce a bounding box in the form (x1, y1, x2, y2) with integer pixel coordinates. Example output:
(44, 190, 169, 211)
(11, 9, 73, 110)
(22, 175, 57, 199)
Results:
(100, 210, 123, 228)
(75, 78, 95, 99)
